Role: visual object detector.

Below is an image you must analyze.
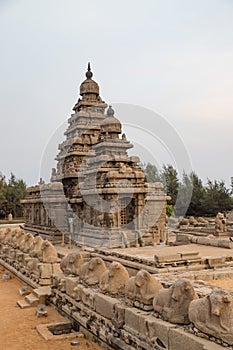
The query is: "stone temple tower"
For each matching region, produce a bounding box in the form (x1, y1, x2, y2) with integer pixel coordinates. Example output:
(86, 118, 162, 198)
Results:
(23, 64, 168, 248)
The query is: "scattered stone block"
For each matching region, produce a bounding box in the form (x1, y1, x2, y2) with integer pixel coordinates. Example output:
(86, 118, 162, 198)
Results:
(207, 256, 226, 268)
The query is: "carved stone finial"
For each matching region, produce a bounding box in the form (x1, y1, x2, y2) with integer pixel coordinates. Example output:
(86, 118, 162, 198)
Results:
(86, 62, 93, 79)
(107, 105, 114, 117)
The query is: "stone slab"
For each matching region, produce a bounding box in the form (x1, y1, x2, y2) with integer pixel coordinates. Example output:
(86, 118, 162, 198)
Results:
(94, 293, 118, 320)
(168, 327, 224, 350)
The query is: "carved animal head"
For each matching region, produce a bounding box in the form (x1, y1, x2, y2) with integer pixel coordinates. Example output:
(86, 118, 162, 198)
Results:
(14, 230, 22, 238)
(88, 257, 104, 271)
(216, 212, 225, 222)
(109, 262, 122, 277)
(135, 269, 151, 287)
(41, 240, 50, 250)
(209, 289, 232, 317)
(171, 279, 196, 302)
(34, 235, 43, 244)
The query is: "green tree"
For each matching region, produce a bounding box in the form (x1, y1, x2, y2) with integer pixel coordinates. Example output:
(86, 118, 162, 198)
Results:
(166, 204, 174, 217)
(0, 173, 7, 218)
(0, 173, 27, 218)
(161, 165, 179, 206)
(174, 172, 193, 217)
(201, 179, 232, 216)
(186, 172, 205, 216)
(144, 163, 161, 182)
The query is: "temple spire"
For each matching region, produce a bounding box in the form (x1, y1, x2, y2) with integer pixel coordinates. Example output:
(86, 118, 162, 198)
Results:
(86, 62, 93, 79)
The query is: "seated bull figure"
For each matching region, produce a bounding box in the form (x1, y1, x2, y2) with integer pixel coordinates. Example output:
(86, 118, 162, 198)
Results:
(215, 212, 227, 233)
(1, 229, 13, 256)
(189, 288, 233, 344)
(16, 231, 26, 250)
(40, 239, 59, 263)
(10, 229, 22, 248)
(2, 228, 12, 245)
(60, 252, 84, 275)
(10, 229, 23, 248)
(30, 235, 44, 259)
(0, 230, 5, 243)
(153, 278, 198, 324)
(21, 233, 34, 253)
(100, 261, 129, 295)
(125, 269, 162, 305)
(79, 257, 107, 285)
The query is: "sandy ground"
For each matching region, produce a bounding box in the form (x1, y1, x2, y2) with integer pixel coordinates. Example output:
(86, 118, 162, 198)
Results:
(208, 278, 233, 290)
(0, 265, 102, 350)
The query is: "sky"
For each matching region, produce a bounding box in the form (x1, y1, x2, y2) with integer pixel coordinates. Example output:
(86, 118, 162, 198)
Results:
(0, 0, 233, 187)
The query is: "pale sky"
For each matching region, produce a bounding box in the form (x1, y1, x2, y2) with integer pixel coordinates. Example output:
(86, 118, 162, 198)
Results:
(0, 0, 233, 187)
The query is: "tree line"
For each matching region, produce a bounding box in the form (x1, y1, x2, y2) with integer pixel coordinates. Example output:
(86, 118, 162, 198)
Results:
(0, 166, 232, 219)
(144, 163, 233, 217)
(0, 173, 27, 219)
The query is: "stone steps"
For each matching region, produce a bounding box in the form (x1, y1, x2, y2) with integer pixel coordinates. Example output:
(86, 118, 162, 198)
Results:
(17, 300, 31, 309)
(17, 286, 52, 309)
(25, 293, 40, 306)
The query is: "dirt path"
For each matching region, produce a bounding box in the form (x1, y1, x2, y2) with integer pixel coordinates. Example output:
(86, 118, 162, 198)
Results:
(0, 265, 102, 350)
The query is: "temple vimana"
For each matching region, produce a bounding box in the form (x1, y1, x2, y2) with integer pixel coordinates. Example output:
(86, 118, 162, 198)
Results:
(2, 65, 233, 350)
(22, 63, 167, 248)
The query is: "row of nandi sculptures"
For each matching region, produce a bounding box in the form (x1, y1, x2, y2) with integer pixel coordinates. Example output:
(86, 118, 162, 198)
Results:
(60, 251, 233, 345)
(0, 228, 60, 284)
(1, 228, 233, 345)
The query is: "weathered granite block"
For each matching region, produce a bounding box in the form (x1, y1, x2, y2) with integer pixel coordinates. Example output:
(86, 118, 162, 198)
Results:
(75, 284, 95, 309)
(218, 239, 233, 249)
(154, 253, 181, 263)
(207, 256, 225, 268)
(146, 316, 173, 348)
(124, 307, 148, 336)
(169, 328, 224, 350)
(197, 237, 211, 245)
(94, 293, 117, 320)
(114, 303, 125, 327)
(39, 278, 51, 286)
(38, 263, 53, 279)
(52, 263, 62, 274)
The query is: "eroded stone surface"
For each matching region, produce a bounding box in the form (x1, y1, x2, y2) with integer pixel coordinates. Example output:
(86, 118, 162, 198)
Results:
(153, 278, 198, 324)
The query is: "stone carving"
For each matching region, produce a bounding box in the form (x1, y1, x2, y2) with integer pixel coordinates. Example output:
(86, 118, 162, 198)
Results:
(60, 252, 84, 275)
(189, 216, 198, 226)
(0, 230, 4, 244)
(197, 217, 208, 225)
(189, 288, 233, 344)
(156, 221, 166, 243)
(125, 269, 162, 304)
(2, 228, 12, 245)
(153, 278, 198, 324)
(100, 261, 129, 295)
(16, 231, 26, 250)
(21, 233, 34, 253)
(215, 212, 227, 234)
(11, 229, 23, 248)
(79, 257, 107, 285)
(40, 239, 59, 263)
(30, 235, 44, 258)
(179, 218, 189, 226)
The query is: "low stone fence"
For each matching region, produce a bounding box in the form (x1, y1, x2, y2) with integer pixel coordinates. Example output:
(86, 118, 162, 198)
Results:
(0, 228, 231, 350)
